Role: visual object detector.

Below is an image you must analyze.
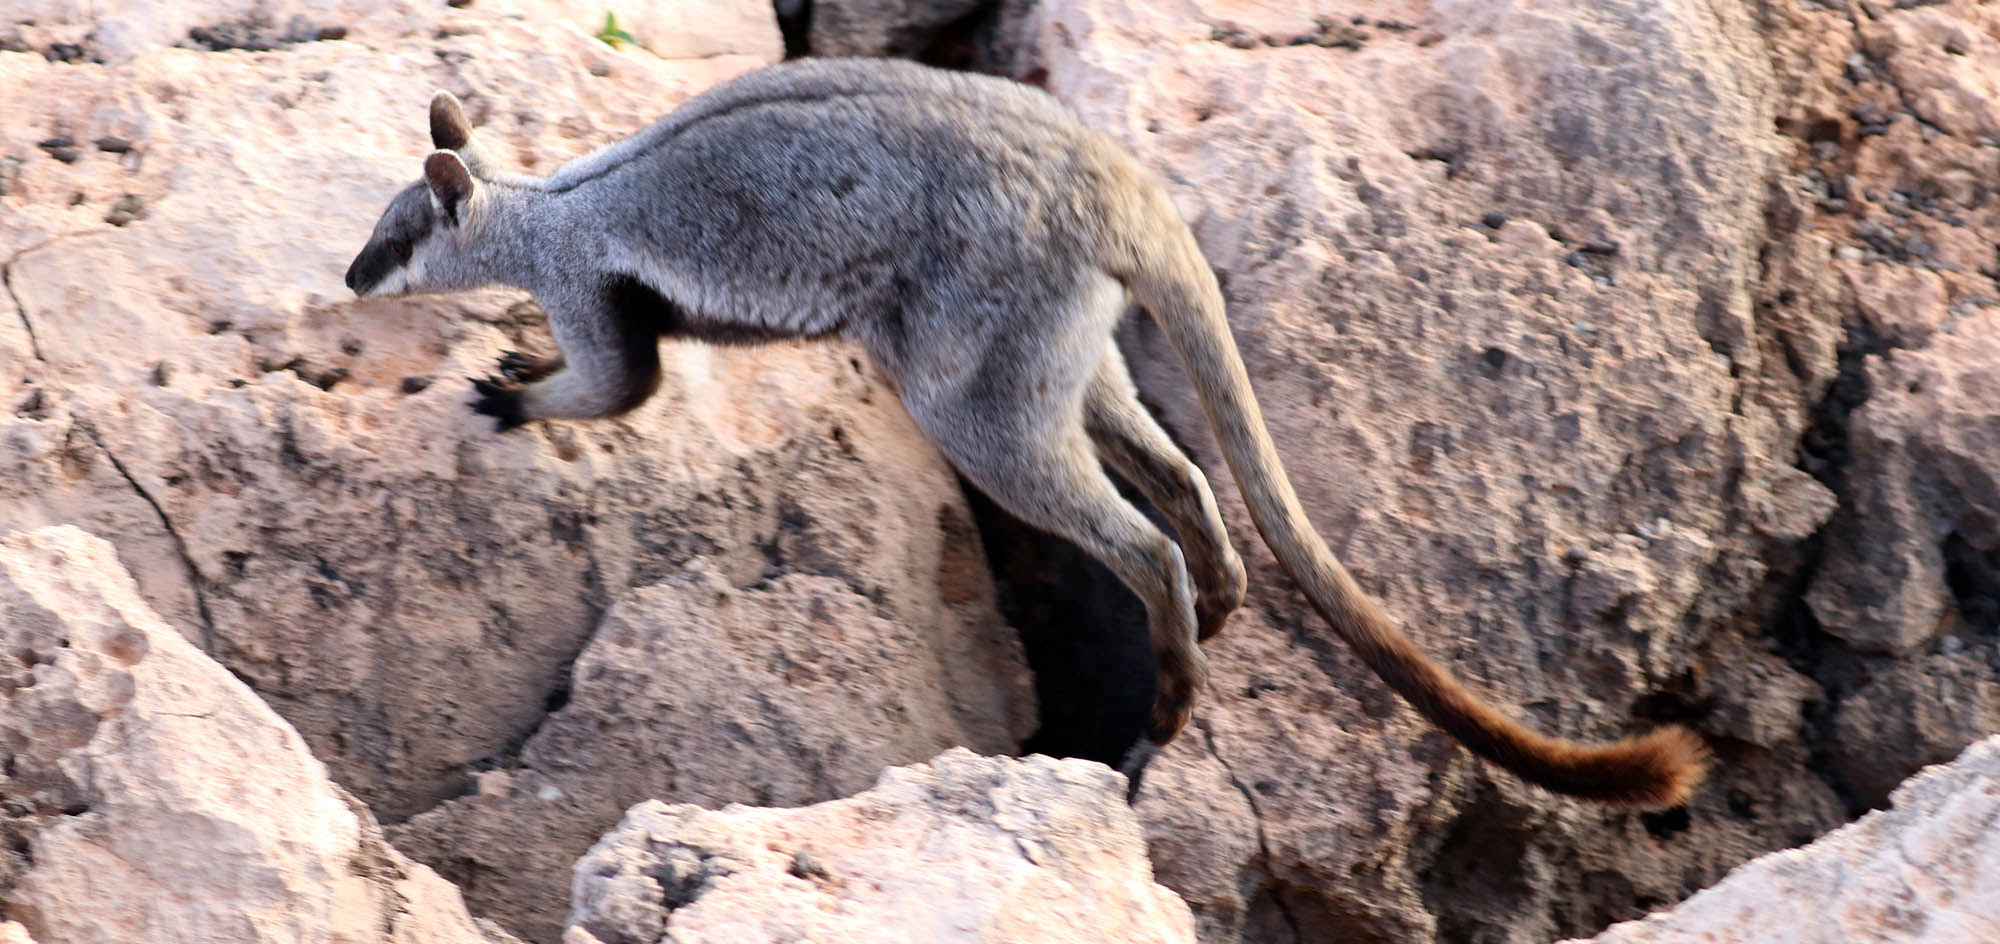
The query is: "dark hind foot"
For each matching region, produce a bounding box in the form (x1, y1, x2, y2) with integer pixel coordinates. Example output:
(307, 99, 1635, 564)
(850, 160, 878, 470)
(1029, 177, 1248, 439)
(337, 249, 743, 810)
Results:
(1146, 649, 1205, 746)
(1195, 551, 1248, 641)
(497, 349, 562, 383)
(1118, 739, 1160, 803)
(468, 375, 530, 432)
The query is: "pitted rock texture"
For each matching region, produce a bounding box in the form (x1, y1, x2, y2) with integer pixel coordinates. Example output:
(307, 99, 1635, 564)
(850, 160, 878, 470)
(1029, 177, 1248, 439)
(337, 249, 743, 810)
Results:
(1761, 0, 2000, 813)
(1564, 736, 2000, 944)
(4, 0, 1999, 942)
(0, 526, 519, 944)
(564, 749, 1195, 944)
(3, 4, 1030, 941)
(1, 0, 1024, 829)
(1009, 0, 1992, 940)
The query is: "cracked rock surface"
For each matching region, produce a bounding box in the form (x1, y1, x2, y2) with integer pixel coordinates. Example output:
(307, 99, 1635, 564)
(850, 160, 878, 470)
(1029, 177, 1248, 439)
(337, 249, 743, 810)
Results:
(390, 560, 1031, 942)
(1012, 0, 2000, 940)
(565, 749, 1195, 944)
(0, 525, 520, 944)
(2, 1, 1028, 938)
(4, 0, 1999, 942)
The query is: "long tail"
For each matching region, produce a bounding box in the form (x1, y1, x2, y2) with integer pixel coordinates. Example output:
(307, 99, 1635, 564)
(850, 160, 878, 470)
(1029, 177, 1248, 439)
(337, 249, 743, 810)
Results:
(1094, 164, 1706, 807)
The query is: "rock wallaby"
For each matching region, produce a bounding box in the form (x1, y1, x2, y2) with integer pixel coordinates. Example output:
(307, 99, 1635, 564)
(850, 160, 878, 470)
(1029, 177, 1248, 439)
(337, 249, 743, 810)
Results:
(346, 58, 1706, 807)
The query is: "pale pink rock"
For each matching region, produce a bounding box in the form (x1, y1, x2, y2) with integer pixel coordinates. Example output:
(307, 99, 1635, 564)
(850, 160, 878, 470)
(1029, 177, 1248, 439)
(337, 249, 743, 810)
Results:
(564, 749, 1195, 944)
(390, 561, 1032, 941)
(1025, 0, 1847, 937)
(1566, 737, 2000, 944)
(1860, 4, 2000, 138)
(0, 526, 518, 944)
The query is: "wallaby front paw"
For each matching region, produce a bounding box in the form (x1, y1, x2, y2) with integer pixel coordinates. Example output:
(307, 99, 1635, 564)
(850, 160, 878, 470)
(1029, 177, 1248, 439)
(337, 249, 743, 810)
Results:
(496, 349, 561, 383)
(468, 375, 530, 432)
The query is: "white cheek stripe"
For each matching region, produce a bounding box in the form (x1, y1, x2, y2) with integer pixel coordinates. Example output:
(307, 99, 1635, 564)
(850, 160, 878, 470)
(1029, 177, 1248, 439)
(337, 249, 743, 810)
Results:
(363, 267, 409, 298)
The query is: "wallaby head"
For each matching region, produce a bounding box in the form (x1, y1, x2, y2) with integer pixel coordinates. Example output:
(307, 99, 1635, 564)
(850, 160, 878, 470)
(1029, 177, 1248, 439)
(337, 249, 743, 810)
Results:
(344, 92, 510, 298)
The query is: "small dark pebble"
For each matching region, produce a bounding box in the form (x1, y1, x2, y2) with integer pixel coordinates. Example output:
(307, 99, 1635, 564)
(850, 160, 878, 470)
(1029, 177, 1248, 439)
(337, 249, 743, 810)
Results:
(15, 388, 50, 420)
(94, 136, 132, 153)
(37, 136, 73, 150)
(44, 42, 85, 63)
(1580, 239, 1620, 255)
(47, 147, 81, 164)
(228, 378, 248, 388)
(1481, 211, 1508, 229)
(315, 25, 347, 41)
(788, 850, 827, 879)
(446, 0, 474, 6)
(401, 376, 434, 394)
(105, 194, 147, 226)
(151, 362, 172, 386)
(1851, 102, 1896, 137)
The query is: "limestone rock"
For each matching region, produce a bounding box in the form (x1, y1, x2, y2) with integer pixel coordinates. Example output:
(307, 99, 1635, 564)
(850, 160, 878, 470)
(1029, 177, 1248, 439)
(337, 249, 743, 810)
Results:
(0, 525, 518, 944)
(0, 0, 1019, 832)
(1833, 653, 2000, 808)
(564, 749, 1195, 944)
(1808, 316, 2000, 654)
(390, 561, 1032, 942)
(1859, 3, 2000, 139)
(3, 5, 1036, 942)
(1566, 736, 2000, 944)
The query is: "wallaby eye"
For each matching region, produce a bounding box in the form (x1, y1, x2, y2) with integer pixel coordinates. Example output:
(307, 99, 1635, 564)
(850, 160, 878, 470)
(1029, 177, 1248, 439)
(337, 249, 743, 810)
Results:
(391, 238, 414, 264)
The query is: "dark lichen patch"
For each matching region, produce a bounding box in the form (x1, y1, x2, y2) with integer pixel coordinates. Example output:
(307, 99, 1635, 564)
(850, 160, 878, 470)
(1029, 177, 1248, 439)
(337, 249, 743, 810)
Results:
(104, 194, 146, 227)
(185, 14, 348, 52)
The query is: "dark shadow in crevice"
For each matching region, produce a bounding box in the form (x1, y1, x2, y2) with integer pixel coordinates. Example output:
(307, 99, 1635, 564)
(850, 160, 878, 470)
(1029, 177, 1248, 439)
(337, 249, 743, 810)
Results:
(958, 474, 1155, 771)
(776, 0, 812, 59)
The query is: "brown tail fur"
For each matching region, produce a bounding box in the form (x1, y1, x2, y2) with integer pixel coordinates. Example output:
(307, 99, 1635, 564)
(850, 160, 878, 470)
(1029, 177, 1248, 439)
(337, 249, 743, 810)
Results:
(1095, 160, 1707, 808)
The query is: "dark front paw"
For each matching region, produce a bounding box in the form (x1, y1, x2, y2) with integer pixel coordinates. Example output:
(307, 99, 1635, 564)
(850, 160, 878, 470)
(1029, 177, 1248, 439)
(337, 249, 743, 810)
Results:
(468, 375, 530, 432)
(496, 349, 561, 383)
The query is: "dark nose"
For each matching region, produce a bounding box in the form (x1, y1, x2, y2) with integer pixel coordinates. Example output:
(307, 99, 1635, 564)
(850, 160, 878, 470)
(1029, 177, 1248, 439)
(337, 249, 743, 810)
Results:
(344, 258, 359, 293)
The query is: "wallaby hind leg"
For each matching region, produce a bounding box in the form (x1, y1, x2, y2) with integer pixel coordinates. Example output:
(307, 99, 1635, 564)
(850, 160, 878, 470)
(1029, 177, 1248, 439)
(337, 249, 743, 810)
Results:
(915, 406, 1208, 747)
(1085, 351, 1246, 640)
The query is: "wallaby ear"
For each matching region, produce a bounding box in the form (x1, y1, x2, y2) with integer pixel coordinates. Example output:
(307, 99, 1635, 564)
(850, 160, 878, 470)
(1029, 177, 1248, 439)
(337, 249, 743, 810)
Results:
(424, 150, 475, 226)
(430, 91, 474, 152)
